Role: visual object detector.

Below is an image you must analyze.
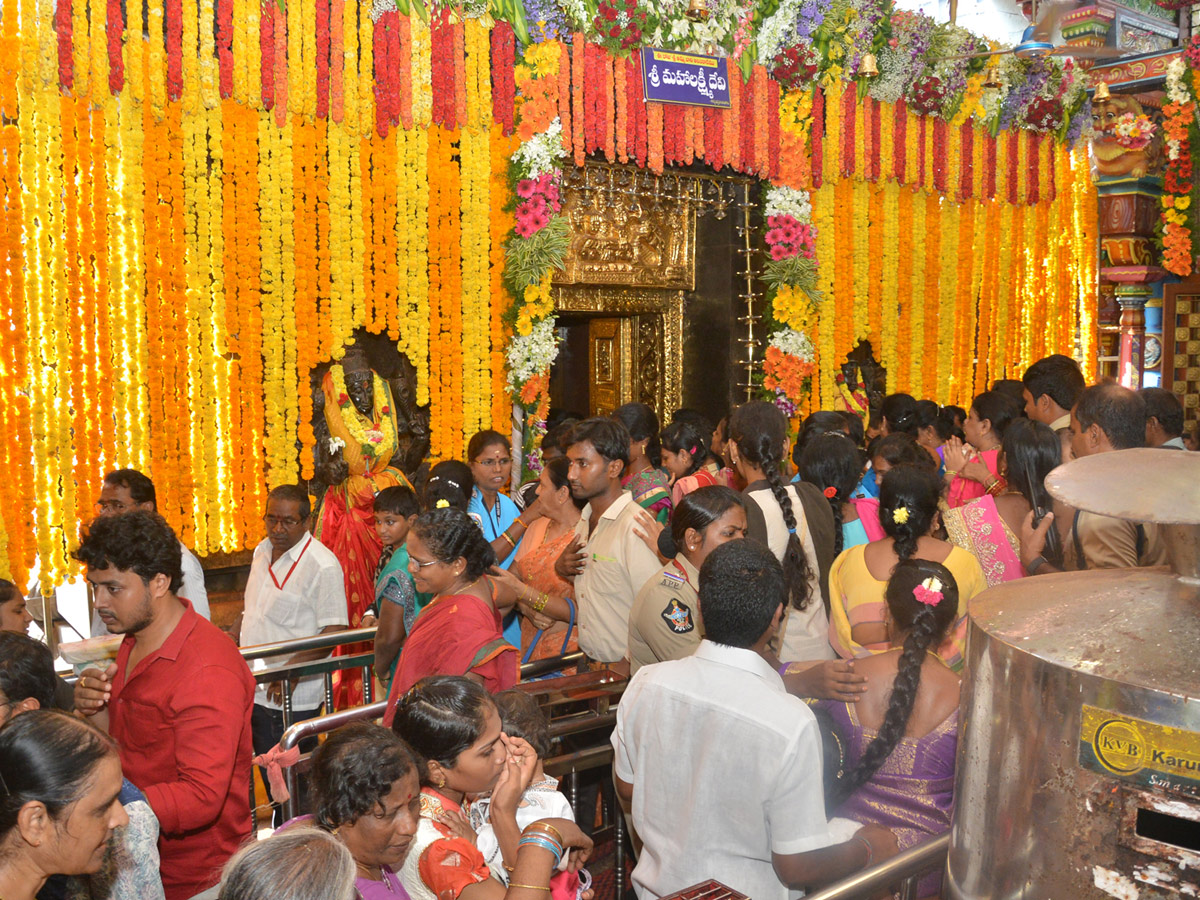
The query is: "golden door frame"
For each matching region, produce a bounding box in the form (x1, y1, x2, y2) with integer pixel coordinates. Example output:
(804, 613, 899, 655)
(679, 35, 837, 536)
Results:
(551, 161, 704, 422)
(552, 285, 685, 420)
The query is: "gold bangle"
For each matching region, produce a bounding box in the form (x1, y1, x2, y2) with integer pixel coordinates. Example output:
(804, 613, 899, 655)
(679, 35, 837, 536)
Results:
(513, 517, 529, 532)
(507, 885, 551, 892)
(500, 531, 516, 548)
(524, 821, 564, 845)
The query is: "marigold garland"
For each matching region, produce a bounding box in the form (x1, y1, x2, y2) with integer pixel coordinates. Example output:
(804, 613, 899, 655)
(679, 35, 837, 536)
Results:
(0, 11, 1099, 581)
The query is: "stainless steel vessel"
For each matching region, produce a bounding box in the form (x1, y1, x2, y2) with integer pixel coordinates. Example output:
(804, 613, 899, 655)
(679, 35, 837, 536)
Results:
(947, 449, 1200, 899)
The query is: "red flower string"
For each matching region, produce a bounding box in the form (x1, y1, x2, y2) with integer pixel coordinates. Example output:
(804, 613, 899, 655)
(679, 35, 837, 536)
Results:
(56, 0, 72, 89)
(893, 98, 906, 183)
(1007, 130, 1019, 205)
(315, 0, 330, 118)
(107, 0, 124, 93)
(260, 0, 274, 109)
(1028, 133, 1040, 205)
(984, 132, 996, 199)
(490, 23, 515, 135)
(768, 78, 781, 180)
(959, 122, 973, 201)
(842, 81, 856, 178)
(932, 117, 946, 194)
(166, 0, 183, 101)
(217, 0, 233, 98)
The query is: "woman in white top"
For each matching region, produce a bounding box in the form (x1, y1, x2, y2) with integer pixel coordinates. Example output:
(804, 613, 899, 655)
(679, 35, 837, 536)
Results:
(727, 401, 833, 664)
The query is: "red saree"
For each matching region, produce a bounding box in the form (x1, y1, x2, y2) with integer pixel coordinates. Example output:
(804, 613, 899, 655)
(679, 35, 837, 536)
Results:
(381, 592, 519, 727)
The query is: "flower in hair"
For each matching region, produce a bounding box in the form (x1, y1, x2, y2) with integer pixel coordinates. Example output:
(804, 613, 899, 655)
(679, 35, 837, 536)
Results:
(892, 506, 910, 525)
(913, 577, 944, 606)
(823, 486, 838, 499)
(436, 499, 450, 509)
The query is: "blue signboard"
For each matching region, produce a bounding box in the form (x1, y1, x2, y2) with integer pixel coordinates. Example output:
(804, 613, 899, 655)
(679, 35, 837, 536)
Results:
(640, 48, 730, 109)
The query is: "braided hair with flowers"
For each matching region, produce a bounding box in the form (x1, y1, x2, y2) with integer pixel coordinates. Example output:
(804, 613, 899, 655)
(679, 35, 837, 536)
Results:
(835, 558, 959, 800)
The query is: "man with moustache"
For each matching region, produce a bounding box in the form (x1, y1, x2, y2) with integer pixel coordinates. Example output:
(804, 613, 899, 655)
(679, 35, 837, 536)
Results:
(72, 511, 255, 900)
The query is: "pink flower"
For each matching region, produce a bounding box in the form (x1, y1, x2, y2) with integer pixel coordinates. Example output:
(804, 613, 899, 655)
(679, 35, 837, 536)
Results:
(531, 211, 550, 230)
(764, 228, 784, 245)
(770, 244, 791, 260)
(766, 215, 780, 228)
(516, 179, 537, 199)
(780, 223, 800, 243)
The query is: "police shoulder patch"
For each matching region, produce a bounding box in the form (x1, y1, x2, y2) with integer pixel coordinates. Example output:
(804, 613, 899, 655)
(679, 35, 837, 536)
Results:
(661, 598, 694, 634)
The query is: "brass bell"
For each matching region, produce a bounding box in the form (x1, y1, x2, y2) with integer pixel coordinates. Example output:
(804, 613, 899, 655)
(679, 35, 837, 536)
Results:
(685, 0, 709, 22)
(1093, 80, 1110, 102)
(982, 62, 1002, 89)
(859, 52, 879, 77)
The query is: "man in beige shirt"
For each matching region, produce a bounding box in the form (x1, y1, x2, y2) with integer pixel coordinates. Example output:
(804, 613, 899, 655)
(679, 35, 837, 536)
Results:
(555, 418, 662, 666)
(1021, 384, 1168, 573)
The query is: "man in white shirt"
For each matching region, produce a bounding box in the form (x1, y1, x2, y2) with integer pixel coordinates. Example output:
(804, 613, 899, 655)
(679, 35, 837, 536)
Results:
(238, 483, 348, 821)
(554, 418, 662, 666)
(91, 469, 210, 633)
(613, 540, 896, 899)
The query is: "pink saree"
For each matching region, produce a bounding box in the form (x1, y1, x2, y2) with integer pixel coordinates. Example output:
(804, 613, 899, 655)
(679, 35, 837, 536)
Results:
(942, 494, 1026, 588)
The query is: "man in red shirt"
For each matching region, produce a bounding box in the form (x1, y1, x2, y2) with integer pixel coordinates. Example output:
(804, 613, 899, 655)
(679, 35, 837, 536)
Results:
(74, 511, 256, 900)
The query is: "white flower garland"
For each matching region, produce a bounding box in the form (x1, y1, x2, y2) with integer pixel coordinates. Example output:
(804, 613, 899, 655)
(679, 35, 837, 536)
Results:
(764, 185, 813, 222)
(511, 118, 568, 179)
(768, 326, 816, 361)
(506, 318, 561, 392)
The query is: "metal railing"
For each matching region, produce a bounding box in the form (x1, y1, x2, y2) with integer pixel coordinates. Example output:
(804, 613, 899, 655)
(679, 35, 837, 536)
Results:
(259, 655, 625, 893)
(801, 833, 950, 900)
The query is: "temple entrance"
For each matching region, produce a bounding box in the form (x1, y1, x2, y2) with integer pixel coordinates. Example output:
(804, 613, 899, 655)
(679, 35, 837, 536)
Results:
(548, 290, 685, 420)
(548, 161, 749, 425)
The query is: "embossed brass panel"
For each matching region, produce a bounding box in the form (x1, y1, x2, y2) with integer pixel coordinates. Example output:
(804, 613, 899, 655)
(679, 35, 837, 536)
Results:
(588, 318, 631, 417)
(554, 189, 695, 290)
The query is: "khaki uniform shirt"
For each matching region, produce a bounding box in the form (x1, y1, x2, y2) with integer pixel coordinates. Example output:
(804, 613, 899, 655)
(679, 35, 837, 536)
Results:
(572, 492, 664, 663)
(1071, 511, 1169, 570)
(627, 555, 702, 675)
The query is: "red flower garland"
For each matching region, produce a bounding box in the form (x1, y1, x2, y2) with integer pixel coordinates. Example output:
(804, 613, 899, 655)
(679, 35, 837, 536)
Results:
(315, 0, 330, 118)
(630, 53, 646, 167)
(917, 116, 927, 188)
(1007, 130, 1019, 205)
(740, 69, 755, 173)
(959, 122, 973, 201)
(984, 132, 997, 199)
(167, 0, 183, 101)
(932, 118, 946, 194)
(217, 0, 233, 98)
(260, 0, 274, 109)
(627, 55, 642, 165)
(810, 85, 823, 188)
(107, 0, 124, 92)
(397, 13, 412, 130)
(1027, 133, 1039, 205)
(557, 41, 571, 152)
(490, 23, 515, 135)
(56, 0, 72, 90)
(893, 98, 906, 183)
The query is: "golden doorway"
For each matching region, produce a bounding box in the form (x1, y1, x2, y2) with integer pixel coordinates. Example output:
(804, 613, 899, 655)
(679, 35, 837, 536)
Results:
(550, 161, 708, 421)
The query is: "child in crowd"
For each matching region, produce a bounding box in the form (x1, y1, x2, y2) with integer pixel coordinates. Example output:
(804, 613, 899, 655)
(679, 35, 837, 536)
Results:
(420, 460, 473, 512)
(660, 420, 721, 508)
(368, 485, 421, 691)
(468, 690, 575, 884)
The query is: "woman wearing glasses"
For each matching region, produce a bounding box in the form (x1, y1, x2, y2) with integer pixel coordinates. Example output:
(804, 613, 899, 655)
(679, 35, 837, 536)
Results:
(466, 431, 544, 571)
(380, 508, 518, 727)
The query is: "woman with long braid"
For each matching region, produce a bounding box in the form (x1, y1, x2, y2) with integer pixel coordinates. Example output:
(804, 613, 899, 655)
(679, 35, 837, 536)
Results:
(727, 402, 834, 663)
(816, 559, 961, 898)
(827, 465, 986, 669)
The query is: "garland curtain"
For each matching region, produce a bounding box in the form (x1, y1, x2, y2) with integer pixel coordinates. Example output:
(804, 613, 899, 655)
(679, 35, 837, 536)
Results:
(0, 6, 1095, 589)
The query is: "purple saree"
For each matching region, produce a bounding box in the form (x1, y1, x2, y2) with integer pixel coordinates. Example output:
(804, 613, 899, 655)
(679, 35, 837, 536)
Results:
(817, 700, 958, 897)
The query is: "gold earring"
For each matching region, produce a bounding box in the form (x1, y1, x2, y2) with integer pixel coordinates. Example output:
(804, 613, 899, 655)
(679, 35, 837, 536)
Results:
(435, 771, 447, 789)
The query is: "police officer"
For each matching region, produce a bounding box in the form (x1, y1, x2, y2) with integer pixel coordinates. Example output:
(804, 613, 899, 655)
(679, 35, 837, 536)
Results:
(627, 487, 748, 674)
